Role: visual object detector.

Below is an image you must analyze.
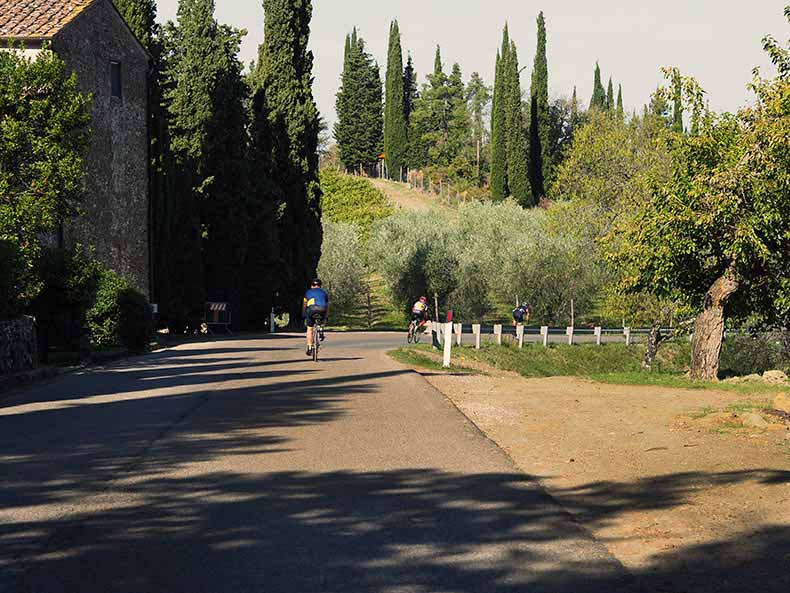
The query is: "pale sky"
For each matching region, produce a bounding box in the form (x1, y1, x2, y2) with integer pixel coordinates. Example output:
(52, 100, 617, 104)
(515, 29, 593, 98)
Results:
(156, 1, 785, 126)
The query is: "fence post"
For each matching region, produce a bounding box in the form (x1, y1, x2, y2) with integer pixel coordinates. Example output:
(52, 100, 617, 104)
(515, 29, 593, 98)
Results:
(454, 323, 462, 346)
(566, 326, 574, 346)
(472, 324, 481, 349)
(516, 324, 524, 348)
(594, 326, 602, 346)
(624, 327, 632, 346)
(541, 326, 549, 347)
(494, 324, 502, 346)
(443, 322, 453, 367)
(270, 308, 276, 334)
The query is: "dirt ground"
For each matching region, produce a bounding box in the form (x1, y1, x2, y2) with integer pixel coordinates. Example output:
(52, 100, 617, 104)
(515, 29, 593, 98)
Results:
(415, 365, 790, 591)
(368, 178, 454, 214)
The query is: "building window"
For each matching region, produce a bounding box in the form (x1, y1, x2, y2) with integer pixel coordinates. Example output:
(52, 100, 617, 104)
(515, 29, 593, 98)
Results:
(111, 62, 122, 100)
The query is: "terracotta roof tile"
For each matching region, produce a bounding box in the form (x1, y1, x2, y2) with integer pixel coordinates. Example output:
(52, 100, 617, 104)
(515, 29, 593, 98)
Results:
(0, 0, 95, 40)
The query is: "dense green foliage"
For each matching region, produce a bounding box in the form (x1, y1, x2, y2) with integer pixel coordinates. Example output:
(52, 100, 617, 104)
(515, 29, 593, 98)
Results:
(590, 62, 606, 110)
(528, 12, 550, 201)
(319, 170, 393, 239)
(489, 26, 530, 205)
(252, 0, 323, 324)
(384, 21, 408, 180)
(490, 49, 507, 200)
(317, 221, 366, 317)
(114, 0, 322, 330)
(112, 0, 157, 48)
(368, 201, 602, 323)
(0, 49, 91, 318)
(335, 29, 383, 173)
(88, 269, 151, 352)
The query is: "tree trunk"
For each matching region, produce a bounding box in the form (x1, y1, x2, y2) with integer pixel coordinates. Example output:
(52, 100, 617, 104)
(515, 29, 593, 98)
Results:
(690, 268, 739, 380)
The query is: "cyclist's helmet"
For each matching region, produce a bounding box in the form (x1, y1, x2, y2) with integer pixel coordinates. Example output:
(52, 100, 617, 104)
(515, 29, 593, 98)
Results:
(419, 296, 428, 303)
(311, 278, 322, 287)
(521, 302, 529, 309)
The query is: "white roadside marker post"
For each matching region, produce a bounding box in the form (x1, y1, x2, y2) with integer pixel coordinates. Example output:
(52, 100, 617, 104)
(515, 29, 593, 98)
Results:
(566, 326, 574, 346)
(443, 322, 453, 367)
(516, 324, 524, 348)
(594, 326, 602, 346)
(472, 324, 481, 349)
(624, 327, 632, 346)
(494, 324, 503, 346)
(454, 323, 462, 346)
(541, 326, 549, 347)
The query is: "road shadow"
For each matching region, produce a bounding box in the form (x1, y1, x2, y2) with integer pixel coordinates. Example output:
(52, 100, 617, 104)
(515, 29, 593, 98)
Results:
(2, 468, 788, 593)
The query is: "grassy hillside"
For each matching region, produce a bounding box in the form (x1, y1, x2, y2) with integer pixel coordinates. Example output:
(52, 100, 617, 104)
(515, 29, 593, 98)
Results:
(320, 170, 393, 238)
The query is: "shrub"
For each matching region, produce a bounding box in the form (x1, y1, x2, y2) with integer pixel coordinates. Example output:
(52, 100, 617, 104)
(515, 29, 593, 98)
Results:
(87, 269, 151, 352)
(0, 240, 26, 320)
(117, 288, 153, 353)
(32, 246, 103, 353)
(317, 221, 367, 316)
(87, 269, 129, 347)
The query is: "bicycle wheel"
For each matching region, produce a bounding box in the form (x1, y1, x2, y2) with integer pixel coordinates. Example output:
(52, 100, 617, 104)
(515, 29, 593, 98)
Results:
(312, 326, 320, 362)
(407, 321, 415, 344)
(413, 323, 422, 344)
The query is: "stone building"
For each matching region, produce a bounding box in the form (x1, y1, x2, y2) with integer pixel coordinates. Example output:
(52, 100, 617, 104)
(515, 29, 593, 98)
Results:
(0, 0, 151, 296)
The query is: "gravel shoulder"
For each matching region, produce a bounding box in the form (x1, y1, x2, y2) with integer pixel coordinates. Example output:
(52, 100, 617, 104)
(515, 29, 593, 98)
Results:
(411, 366, 790, 593)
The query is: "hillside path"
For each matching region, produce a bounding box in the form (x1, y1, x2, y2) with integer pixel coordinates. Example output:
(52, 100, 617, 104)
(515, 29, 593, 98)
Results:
(0, 333, 632, 593)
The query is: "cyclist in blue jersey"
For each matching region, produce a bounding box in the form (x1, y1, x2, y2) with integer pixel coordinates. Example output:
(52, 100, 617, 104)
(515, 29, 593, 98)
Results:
(303, 278, 329, 356)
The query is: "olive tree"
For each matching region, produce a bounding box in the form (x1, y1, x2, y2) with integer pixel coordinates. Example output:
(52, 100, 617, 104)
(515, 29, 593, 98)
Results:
(605, 27, 790, 379)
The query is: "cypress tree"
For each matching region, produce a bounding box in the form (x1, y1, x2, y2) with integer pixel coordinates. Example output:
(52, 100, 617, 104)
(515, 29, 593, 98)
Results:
(467, 71, 491, 186)
(113, 0, 157, 48)
(571, 85, 579, 124)
(528, 11, 550, 202)
(161, 0, 224, 329)
(447, 63, 471, 167)
(605, 77, 614, 112)
(403, 53, 417, 124)
(334, 30, 383, 173)
(504, 40, 531, 205)
(590, 62, 606, 110)
(421, 46, 450, 166)
(490, 26, 508, 201)
(384, 20, 408, 181)
(252, 0, 322, 323)
(616, 84, 624, 119)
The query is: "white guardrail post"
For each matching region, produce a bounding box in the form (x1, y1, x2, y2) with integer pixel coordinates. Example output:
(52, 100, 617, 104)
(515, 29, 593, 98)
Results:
(473, 324, 481, 349)
(624, 327, 631, 346)
(454, 323, 462, 346)
(594, 326, 602, 346)
(541, 326, 549, 347)
(494, 324, 503, 346)
(516, 324, 524, 348)
(566, 326, 574, 345)
(443, 322, 453, 367)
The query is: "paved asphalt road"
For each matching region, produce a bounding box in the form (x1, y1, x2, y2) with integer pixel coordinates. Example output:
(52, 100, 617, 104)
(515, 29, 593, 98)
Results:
(0, 333, 634, 593)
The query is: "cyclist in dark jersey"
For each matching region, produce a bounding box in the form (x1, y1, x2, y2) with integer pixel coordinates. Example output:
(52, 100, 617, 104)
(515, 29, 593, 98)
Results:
(303, 278, 329, 356)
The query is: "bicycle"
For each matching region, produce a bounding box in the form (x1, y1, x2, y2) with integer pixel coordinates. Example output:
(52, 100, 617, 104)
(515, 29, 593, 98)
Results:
(311, 314, 325, 362)
(407, 318, 424, 344)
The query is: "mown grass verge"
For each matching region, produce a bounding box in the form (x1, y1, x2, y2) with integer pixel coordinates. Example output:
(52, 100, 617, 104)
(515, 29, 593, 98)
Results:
(426, 342, 789, 394)
(388, 347, 478, 374)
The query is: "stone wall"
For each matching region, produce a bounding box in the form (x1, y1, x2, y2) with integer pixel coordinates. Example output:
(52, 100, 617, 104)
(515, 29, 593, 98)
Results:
(0, 317, 37, 375)
(53, 0, 151, 297)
